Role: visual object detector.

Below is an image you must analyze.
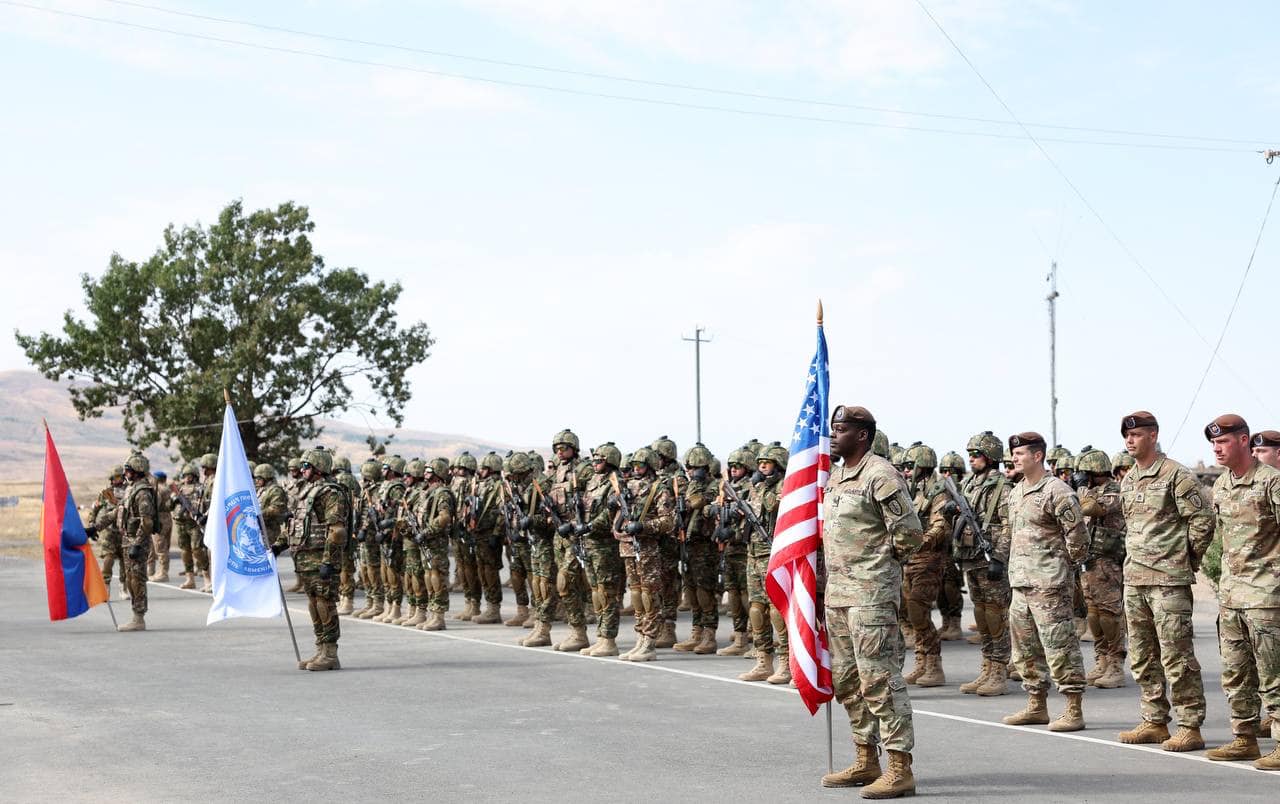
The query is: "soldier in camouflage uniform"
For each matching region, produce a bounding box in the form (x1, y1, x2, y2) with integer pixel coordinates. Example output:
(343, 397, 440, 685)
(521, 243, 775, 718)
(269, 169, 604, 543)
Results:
(274, 447, 349, 670)
(254, 463, 289, 565)
(739, 442, 790, 684)
(1073, 449, 1128, 689)
(1000, 432, 1089, 732)
(902, 443, 948, 687)
(89, 466, 126, 594)
(574, 443, 625, 656)
(1202, 416, 1280, 768)
(396, 459, 429, 627)
(115, 453, 158, 631)
(520, 457, 560, 647)
(545, 430, 590, 652)
(282, 458, 302, 507)
(449, 453, 482, 620)
(332, 457, 362, 616)
(466, 452, 506, 625)
(650, 436, 684, 649)
(167, 463, 202, 590)
(936, 452, 966, 641)
(618, 448, 676, 662)
(709, 447, 756, 657)
(820, 405, 922, 797)
(1116, 411, 1214, 752)
(412, 457, 456, 631)
(353, 459, 386, 620)
(374, 455, 408, 624)
(1112, 450, 1135, 483)
(148, 471, 173, 582)
(196, 453, 217, 593)
(672, 443, 720, 655)
(499, 452, 533, 627)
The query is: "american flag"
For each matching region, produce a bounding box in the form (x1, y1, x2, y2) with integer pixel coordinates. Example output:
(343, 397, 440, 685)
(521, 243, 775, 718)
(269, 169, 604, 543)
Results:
(765, 316, 833, 714)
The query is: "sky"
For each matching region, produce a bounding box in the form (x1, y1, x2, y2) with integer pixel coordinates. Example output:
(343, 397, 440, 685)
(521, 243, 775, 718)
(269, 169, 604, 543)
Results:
(2, 0, 1278, 466)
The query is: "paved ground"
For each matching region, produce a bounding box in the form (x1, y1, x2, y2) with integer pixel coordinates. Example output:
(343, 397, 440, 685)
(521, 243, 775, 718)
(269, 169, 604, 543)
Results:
(1, 556, 1276, 802)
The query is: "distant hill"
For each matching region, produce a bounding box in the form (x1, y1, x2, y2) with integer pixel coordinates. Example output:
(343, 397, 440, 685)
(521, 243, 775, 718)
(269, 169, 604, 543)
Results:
(0, 370, 528, 482)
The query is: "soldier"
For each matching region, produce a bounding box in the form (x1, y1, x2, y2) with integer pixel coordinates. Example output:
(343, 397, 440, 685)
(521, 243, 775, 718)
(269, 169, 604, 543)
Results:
(467, 452, 507, 625)
(673, 443, 720, 655)
(115, 453, 157, 631)
(1112, 451, 1135, 483)
(618, 448, 676, 662)
(273, 446, 349, 670)
(196, 453, 217, 593)
(952, 431, 1013, 697)
(353, 459, 386, 620)
(254, 464, 289, 565)
(89, 466, 126, 595)
(449, 453, 481, 619)
(1071, 449, 1128, 688)
(903, 443, 948, 687)
(1203, 416, 1280, 768)
(1252, 430, 1280, 468)
(711, 447, 756, 656)
(936, 452, 966, 642)
(545, 429, 590, 652)
(575, 443, 625, 656)
(396, 459, 429, 627)
(375, 455, 408, 624)
(739, 442, 790, 685)
(820, 405, 922, 797)
(414, 457, 456, 631)
(520, 455, 560, 647)
(1116, 411, 1214, 752)
(888, 442, 907, 479)
(999, 432, 1089, 731)
(169, 463, 203, 589)
(148, 471, 173, 582)
(650, 435, 684, 649)
(332, 457, 362, 616)
(282, 457, 302, 506)
(499, 452, 533, 627)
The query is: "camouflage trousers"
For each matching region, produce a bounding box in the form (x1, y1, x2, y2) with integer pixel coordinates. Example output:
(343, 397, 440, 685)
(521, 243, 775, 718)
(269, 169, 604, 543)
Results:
(659, 535, 681, 625)
(1124, 584, 1205, 727)
(508, 539, 531, 608)
(938, 557, 964, 619)
(903, 553, 944, 658)
(625, 536, 664, 639)
(686, 538, 719, 631)
(420, 538, 451, 613)
(530, 536, 560, 624)
(722, 546, 749, 633)
(1010, 585, 1086, 695)
(1217, 606, 1280, 738)
(475, 534, 504, 605)
(299, 570, 340, 645)
(452, 534, 480, 606)
(150, 517, 172, 575)
(339, 536, 357, 600)
(380, 540, 404, 607)
(553, 534, 588, 628)
(118, 538, 148, 616)
(402, 541, 425, 608)
(1082, 557, 1126, 660)
(827, 604, 914, 753)
(584, 536, 623, 639)
(359, 540, 384, 604)
(97, 528, 122, 584)
(964, 568, 1011, 664)
(174, 519, 198, 574)
(747, 548, 787, 655)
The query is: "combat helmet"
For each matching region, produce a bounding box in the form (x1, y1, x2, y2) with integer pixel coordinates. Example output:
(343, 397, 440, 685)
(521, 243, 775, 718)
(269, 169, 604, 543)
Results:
(383, 454, 407, 475)
(709, 457, 722, 478)
(683, 443, 713, 469)
(904, 441, 937, 471)
(940, 451, 966, 475)
(727, 447, 754, 468)
(1076, 449, 1111, 475)
(760, 441, 789, 472)
(406, 458, 426, 479)
(334, 456, 352, 474)
(125, 452, 150, 475)
(872, 430, 890, 458)
(1047, 445, 1073, 467)
(889, 442, 906, 467)
(552, 429, 580, 451)
(360, 459, 380, 482)
(651, 435, 678, 463)
(1112, 451, 1135, 471)
(301, 445, 333, 474)
(180, 462, 197, 479)
(575, 461, 594, 485)
(480, 451, 504, 473)
(428, 457, 451, 479)
(965, 431, 1003, 463)
(743, 439, 765, 460)
(630, 447, 659, 471)
(287, 457, 301, 471)
(252, 463, 276, 481)
(505, 451, 531, 475)
(109, 464, 125, 482)
(592, 442, 622, 469)
(456, 452, 478, 473)
(199, 452, 217, 471)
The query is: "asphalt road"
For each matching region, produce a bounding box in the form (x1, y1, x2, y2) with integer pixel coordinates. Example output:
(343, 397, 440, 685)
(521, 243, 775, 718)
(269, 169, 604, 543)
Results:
(2, 557, 1275, 802)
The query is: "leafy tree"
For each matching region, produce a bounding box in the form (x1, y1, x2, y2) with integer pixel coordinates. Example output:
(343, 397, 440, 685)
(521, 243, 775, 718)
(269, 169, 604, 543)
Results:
(17, 200, 433, 465)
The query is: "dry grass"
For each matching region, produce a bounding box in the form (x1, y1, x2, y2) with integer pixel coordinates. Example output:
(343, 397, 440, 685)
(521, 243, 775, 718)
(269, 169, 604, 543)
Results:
(0, 480, 98, 560)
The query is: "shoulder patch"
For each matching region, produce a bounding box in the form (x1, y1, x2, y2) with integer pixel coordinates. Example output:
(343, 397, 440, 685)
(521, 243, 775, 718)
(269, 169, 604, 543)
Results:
(1061, 506, 1076, 524)
(1185, 489, 1205, 510)
(885, 495, 903, 517)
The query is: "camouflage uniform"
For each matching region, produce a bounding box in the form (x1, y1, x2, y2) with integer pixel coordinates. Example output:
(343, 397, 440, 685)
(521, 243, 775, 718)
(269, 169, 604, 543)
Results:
(499, 456, 532, 621)
(824, 450, 923, 753)
(334, 463, 362, 610)
(1210, 459, 1280, 739)
(399, 472, 427, 621)
(1078, 478, 1128, 667)
(581, 456, 623, 642)
(622, 462, 676, 642)
(957, 462, 1013, 666)
(414, 463, 455, 624)
(255, 473, 290, 552)
(355, 471, 385, 615)
(116, 467, 157, 616)
(1120, 454, 1214, 728)
(149, 475, 173, 579)
(197, 459, 216, 581)
(169, 467, 203, 581)
(378, 467, 407, 614)
(89, 472, 125, 588)
(746, 469, 785, 656)
(280, 453, 349, 662)
(469, 455, 507, 621)
(450, 459, 481, 618)
(719, 469, 753, 638)
(905, 465, 949, 668)
(548, 454, 588, 631)
(526, 477, 560, 627)
(1006, 474, 1089, 695)
(679, 445, 720, 644)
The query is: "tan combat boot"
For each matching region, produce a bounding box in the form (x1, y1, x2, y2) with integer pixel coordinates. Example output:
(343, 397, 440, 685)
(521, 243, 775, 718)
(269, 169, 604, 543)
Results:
(404, 606, 427, 627)
(1162, 726, 1205, 752)
(523, 608, 536, 628)
(916, 655, 946, 688)
(452, 600, 476, 621)
(298, 644, 321, 670)
(860, 750, 914, 799)
(555, 624, 590, 652)
(673, 625, 704, 652)
(1255, 744, 1280, 770)
(822, 742, 881, 788)
(693, 629, 718, 655)
(179, 573, 196, 590)
(200, 574, 213, 594)
(1085, 655, 1107, 685)
(1007, 662, 1022, 681)
(738, 652, 774, 682)
(1002, 692, 1050, 726)
(959, 660, 991, 695)
(1207, 735, 1260, 761)
(353, 596, 373, 618)
(654, 622, 677, 649)
(356, 599, 384, 620)
(306, 643, 340, 671)
(1075, 616, 1091, 641)
(392, 605, 414, 626)
(678, 588, 692, 612)
(622, 635, 656, 662)
(380, 602, 402, 624)
(1118, 720, 1170, 744)
(1048, 692, 1085, 732)
(473, 602, 502, 625)
(505, 605, 530, 627)
(581, 637, 619, 657)
(1093, 656, 1126, 689)
(976, 662, 1008, 696)
(336, 595, 353, 616)
(521, 621, 552, 647)
(717, 631, 749, 656)
(117, 613, 146, 632)
(939, 616, 962, 642)
(421, 611, 446, 631)
(768, 652, 792, 685)
(904, 652, 928, 685)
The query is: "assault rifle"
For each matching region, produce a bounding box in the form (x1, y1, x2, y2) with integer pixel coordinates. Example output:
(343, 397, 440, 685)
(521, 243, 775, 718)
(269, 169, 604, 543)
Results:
(721, 478, 770, 543)
(672, 476, 689, 575)
(499, 478, 529, 544)
(942, 475, 993, 563)
(170, 484, 207, 527)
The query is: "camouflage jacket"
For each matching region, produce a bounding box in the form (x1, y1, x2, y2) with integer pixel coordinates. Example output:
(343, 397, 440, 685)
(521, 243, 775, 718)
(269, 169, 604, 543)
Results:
(1120, 454, 1214, 586)
(957, 468, 1011, 568)
(379, 478, 407, 540)
(1007, 474, 1087, 589)
(170, 478, 204, 525)
(469, 475, 503, 537)
(582, 470, 618, 539)
(521, 475, 556, 543)
(627, 472, 676, 539)
(1211, 460, 1280, 608)
(548, 457, 585, 521)
(720, 475, 754, 550)
(257, 481, 289, 546)
(683, 474, 713, 543)
(281, 474, 301, 509)
(822, 452, 923, 608)
(910, 473, 950, 557)
(1079, 480, 1126, 562)
(153, 480, 172, 529)
(355, 478, 380, 543)
(450, 474, 473, 537)
(90, 483, 125, 535)
(284, 476, 350, 569)
(746, 472, 783, 551)
(400, 482, 426, 544)
(413, 481, 456, 543)
(116, 477, 158, 548)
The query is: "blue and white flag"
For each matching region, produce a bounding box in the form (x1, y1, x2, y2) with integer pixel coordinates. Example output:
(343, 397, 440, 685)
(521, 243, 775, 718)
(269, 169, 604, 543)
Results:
(203, 404, 282, 624)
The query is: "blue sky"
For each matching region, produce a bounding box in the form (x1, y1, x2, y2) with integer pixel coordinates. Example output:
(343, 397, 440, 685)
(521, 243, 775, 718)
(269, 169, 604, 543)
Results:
(2, 0, 1277, 465)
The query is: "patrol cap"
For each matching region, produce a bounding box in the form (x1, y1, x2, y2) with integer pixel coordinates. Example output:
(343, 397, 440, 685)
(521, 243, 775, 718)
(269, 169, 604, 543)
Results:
(1204, 414, 1249, 441)
(1252, 430, 1280, 448)
(831, 405, 875, 429)
(1008, 432, 1047, 453)
(153, 470, 167, 481)
(1120, 410, 1158, 435)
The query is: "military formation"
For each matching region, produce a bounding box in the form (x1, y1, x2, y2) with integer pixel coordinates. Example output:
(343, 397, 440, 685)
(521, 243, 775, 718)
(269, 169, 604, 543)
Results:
(85, 410, 1280, 798)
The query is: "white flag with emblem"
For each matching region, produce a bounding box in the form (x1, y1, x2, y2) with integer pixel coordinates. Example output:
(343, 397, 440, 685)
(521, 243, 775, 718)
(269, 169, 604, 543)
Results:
(202, 403, 282, 624)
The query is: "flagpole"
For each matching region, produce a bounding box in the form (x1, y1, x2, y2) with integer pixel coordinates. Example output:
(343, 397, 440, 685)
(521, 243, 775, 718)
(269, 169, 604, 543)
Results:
(825, 701, 833, 773)
(104, 599, 119, 630)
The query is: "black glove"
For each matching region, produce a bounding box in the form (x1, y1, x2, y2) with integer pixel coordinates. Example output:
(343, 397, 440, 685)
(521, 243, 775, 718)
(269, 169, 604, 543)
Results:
(519, 516, 533, 530)
(85, 525, 99, 542)
(556, 522, 573, 536)
(197, 515, 208, 527)
(986, 559, 1006, 582)
(318, 562, 335, 580)
(574, 523, 590, 536)
(379, 518, 396, 532)
(271, 543, 286, 557)
(939, 500, 958, 517)
(625, 521, 643, 536)
(704, 504, 720, 519)
(607, 494, 621, 511)
(1070, 471, 1089, 490)
(751, 470, 765, 484)
(127, 544, 144, 561)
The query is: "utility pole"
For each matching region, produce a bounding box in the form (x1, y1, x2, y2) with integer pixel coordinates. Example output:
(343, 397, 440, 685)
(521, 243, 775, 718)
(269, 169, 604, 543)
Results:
(681, 326, 711, 443)
(1046, 261, 1059, 447)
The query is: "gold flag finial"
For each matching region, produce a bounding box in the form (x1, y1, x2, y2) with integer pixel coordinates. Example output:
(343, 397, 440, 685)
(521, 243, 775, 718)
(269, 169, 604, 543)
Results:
(223, 388, 232, 405)
(816, 299, 824, 326)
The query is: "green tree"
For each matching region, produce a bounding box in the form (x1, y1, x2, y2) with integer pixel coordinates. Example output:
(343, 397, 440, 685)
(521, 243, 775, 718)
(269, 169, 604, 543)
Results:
(16, 200, 433, 465)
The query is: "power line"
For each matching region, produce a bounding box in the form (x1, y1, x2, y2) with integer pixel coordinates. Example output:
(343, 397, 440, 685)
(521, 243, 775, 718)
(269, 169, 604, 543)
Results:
(913, 0, 1278, 422)
(95, 0, 1270, 149)
(0, 0, 1259, 154)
